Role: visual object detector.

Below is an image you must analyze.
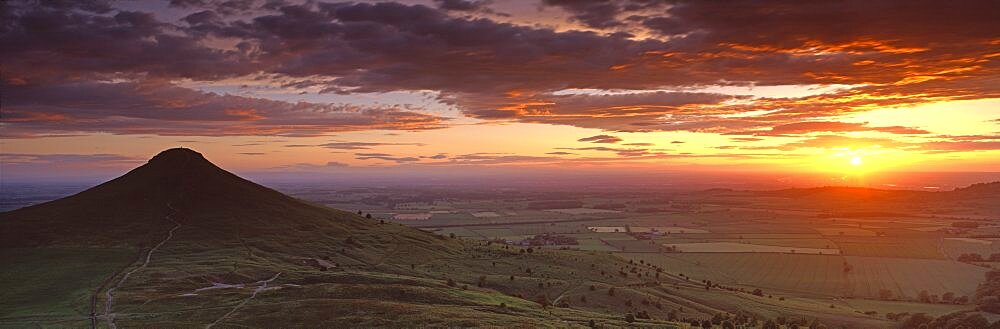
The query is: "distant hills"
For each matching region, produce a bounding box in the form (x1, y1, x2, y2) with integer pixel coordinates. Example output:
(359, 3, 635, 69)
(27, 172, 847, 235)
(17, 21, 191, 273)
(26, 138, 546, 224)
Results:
(2, 148, 993, 328)
(0, 149, 675, 327)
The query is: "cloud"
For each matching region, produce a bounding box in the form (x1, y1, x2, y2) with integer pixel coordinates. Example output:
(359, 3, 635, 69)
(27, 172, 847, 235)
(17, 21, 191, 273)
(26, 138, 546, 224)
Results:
(0, 153, 139, 165)
(755, 121, 930, 136)
(316, 141, 425, 150)
(541, 0, 629, 29)
(2, 0, 997, 140)
(558, 146, 653, 157)
(434, 0, 490, 12)
(354, 152, 421, 163)
(731, 137, 764, 142)
(0, 153, 142, 179)
(578, 134, 622, 144)
(1, 80, 445, 137)
(740, 134, 1000, 153)
(421, 153, 449, 159)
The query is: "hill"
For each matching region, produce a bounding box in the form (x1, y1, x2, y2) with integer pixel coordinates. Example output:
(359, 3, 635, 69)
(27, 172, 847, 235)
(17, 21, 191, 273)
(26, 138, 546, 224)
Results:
(2, 148, 928, 328)
(0, 149, 686, 328)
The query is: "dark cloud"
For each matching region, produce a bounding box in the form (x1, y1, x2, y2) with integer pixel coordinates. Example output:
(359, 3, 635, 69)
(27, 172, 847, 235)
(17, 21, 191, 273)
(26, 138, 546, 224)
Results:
(0, 153, 138, 165)
(558, 146, 653, 157)
(354, 152, 421, 163)
(578, 134, 622, 144)
(1, 80, 444, 137)
(542, 0, 626, 29)
(2, 0, 997, 138)
(422, 153, 449, 159)
(0, 2, 251, 83)
(434, 0, 490, 12)
(317, 141, 425, 150)
(755, 121, 930, 136)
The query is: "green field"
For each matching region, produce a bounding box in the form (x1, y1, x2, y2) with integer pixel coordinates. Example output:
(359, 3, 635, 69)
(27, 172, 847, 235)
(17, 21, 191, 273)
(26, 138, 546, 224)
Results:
(832, 237, 945, 259)
(0, 247, 134, 319)
(619, 251, 990, 301)
(843, 256, 987, 299)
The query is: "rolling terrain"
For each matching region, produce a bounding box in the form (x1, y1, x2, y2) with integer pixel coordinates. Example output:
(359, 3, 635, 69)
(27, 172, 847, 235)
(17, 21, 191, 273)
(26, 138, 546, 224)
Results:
(2, 148, 996, 328)
(0, 149, 687, 328)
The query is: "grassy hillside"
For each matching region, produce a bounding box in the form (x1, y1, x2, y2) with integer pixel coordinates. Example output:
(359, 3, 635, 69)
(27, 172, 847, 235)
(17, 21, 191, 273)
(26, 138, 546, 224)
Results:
(5, 148, 961, 328)
(0, 149, 688, 328)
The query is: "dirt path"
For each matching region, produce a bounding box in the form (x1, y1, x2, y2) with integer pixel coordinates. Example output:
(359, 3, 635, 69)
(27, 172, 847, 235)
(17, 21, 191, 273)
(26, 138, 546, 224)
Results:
(104, 205, 182, 329)
(551, 283, 579, 305)
(205, 272, 282, 329)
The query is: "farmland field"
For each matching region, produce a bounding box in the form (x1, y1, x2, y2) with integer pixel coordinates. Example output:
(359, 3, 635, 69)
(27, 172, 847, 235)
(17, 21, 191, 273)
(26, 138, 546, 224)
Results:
(633, 226, 711, 233)
(394, 213, 432, 220)
(942, 237, 998, 259)
(622, 252, 851, 297)
(816, 227, 878, 236)
(843, 256, 988, 298)
(832, 237, 945, 259)
(293, 182, 1000, 327)
(663, 242, 840, 254)
(546, 208, 621, 215)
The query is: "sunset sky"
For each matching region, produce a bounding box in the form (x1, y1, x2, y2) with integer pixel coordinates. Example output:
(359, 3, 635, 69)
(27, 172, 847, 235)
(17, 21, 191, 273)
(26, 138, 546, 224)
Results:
(2, 0, 998, 183)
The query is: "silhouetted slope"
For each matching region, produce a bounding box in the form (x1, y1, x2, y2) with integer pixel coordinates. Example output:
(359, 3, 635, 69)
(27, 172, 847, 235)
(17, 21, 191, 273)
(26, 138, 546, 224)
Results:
(0, 148, 431, 251)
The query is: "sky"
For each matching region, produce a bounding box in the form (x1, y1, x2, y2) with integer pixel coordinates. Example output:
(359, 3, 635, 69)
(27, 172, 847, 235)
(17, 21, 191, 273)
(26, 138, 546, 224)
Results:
(1, 0, 998, 186)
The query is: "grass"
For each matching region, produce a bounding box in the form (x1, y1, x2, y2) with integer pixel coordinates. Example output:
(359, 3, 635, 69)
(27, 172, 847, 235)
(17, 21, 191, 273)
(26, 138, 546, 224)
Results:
(842, 256, 987, 299)
(832, 236, 945, 259)
(0, 247, 134, 319)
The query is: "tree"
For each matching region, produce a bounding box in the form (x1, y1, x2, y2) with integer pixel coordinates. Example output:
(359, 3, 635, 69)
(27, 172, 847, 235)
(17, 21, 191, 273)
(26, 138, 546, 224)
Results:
(624, 313, 635, 323)
(446, 278, 455, 287)
(608, 287, 615, 296)
(365, 213, 372, 219)
(587, 319, 596, 328)
(918, 290, 931, 303)
(981, 296, 1000, 313)
(477, 275, 487, 287)
(942, 292, 955, 303)
(899, 313, 933, 329)
(763, 319, 779, 329)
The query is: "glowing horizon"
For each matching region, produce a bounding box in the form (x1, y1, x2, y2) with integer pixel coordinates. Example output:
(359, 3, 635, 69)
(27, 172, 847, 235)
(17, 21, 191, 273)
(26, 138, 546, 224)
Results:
(1, 1, 998, 184)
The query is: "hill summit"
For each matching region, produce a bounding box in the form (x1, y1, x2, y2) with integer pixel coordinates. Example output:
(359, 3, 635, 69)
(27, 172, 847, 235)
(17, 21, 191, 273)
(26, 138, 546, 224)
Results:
(1, 148, 378, 248)
(1, 148, 666, 327)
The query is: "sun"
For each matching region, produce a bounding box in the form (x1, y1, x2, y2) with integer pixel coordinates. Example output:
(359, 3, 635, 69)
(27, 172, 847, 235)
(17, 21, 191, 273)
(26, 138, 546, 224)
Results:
(850, 156, 863, 166)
